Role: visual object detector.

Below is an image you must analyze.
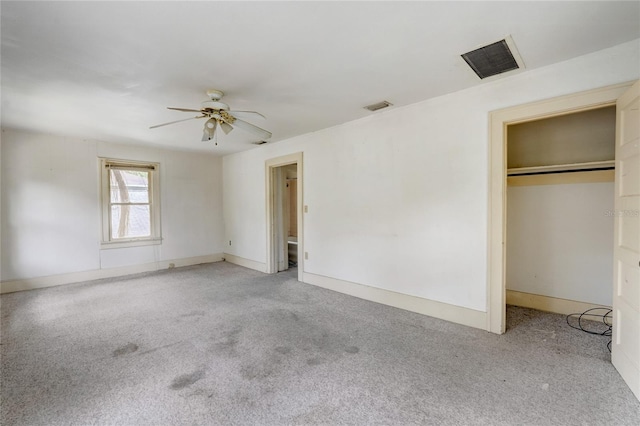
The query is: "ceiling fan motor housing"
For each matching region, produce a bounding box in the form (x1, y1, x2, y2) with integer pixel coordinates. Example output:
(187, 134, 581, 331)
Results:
(202, 89, 228, 110)
(206, 89, 224, 100)
(201, 100, 229, 110)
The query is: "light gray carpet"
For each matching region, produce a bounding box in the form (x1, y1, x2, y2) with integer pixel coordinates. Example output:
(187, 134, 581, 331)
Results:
(1, 262, 638, 425)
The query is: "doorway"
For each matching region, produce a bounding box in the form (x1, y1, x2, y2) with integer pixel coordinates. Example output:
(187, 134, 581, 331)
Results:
(488, 82, 632, 334)
(489, 81, 640, 401)
(505, 106, 616, 317)
(266, 153, 303, 282)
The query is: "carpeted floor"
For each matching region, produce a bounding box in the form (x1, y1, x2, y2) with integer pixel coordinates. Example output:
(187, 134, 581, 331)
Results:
(1, 262, 638, 425)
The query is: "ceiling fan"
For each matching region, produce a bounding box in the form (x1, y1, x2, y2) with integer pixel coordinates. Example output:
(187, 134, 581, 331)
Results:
(150, 89, 272, 142)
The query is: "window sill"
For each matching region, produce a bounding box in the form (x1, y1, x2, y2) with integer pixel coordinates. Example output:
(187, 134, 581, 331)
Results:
(100, 238, 162, 250)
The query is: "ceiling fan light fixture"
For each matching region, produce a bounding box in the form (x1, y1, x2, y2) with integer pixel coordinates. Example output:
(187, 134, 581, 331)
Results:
(219, 121, 233, 135)
(205, 118, 217, 129)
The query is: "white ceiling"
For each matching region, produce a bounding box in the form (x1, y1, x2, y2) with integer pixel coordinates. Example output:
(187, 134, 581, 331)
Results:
(2, 1, 639, 155)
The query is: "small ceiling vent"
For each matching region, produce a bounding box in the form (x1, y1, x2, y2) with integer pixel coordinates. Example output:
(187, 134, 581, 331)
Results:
(462, 38, 521, 79)
(364, 100, 393, 112)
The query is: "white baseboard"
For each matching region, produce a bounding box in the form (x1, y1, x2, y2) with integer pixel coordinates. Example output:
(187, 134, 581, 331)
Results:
(0, 253, 224, 294)
(302, 272, 487, 330)
(506, 290, 611, 316)
(223, 253, 267, 273)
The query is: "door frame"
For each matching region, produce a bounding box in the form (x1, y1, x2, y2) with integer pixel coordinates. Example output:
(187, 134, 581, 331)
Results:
(611, 81, 640, 400)
(487, 82, 634, 334)
(266, 152, 303, 282)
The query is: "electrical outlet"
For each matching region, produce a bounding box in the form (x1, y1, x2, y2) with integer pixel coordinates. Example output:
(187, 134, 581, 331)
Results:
(229, 240, 232, 246)
(305, 252, 309, 260)
(304, 205, 308, 213)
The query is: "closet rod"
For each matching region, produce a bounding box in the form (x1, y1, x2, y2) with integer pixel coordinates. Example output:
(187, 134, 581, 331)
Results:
(507, 160, 614, 176)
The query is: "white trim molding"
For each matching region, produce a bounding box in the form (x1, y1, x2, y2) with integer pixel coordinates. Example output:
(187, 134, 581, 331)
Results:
(506, 290, 611, 317)
(303, 272, 487, 330)
(0, 254, 224, 294)
(223, 253, 267, 273)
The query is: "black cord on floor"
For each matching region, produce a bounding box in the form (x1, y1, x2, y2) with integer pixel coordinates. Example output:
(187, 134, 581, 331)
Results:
(566, 307, 612, 352)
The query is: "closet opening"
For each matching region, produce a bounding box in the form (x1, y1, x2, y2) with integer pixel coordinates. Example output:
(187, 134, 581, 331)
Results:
(489, 81, 640, 399)
(505, 106, 616, 326)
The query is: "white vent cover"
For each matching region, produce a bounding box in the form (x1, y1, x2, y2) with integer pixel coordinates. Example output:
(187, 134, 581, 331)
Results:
(364, 101, 393, 112)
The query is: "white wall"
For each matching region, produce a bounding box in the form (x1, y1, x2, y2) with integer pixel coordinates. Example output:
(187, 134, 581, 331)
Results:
(0, 129, 224, 283)
(223, 39, 639, 316)
(0, 133, 3, 279)
(506, 182, 614, 306)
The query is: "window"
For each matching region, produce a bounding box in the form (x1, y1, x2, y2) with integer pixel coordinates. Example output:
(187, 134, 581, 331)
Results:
(100, 158, 161, 247)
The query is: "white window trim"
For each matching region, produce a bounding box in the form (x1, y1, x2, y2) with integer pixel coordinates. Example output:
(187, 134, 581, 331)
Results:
(100, 158, 162, 249)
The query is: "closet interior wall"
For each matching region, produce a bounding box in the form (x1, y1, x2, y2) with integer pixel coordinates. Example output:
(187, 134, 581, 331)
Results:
(506, 106, 616, 311)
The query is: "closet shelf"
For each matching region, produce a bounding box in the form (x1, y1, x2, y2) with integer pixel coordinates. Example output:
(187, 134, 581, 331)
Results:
(507, 160, 614, 176)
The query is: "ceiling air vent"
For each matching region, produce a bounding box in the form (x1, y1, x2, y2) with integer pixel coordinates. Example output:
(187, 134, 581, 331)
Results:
(364, 100, 393, 112)
(462, 38, 521, 79)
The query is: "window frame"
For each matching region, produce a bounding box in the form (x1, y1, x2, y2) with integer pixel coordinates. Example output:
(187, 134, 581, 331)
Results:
(100, 158, 161, 249)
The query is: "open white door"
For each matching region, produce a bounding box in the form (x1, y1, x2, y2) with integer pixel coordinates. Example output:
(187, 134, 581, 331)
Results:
(612, 80, 640, 401)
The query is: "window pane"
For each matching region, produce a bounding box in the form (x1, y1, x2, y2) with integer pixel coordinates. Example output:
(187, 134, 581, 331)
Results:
(111, 205, 151, 239)
(110, 169, 149, 203)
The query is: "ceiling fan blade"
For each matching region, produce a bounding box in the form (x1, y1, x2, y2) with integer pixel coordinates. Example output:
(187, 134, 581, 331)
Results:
(219, 121, 233, 135)
(167, 107, 204, 113)
(150, 115, 206, 129)
(230, 117, 272, 139)
(228, 110, 266, 120)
